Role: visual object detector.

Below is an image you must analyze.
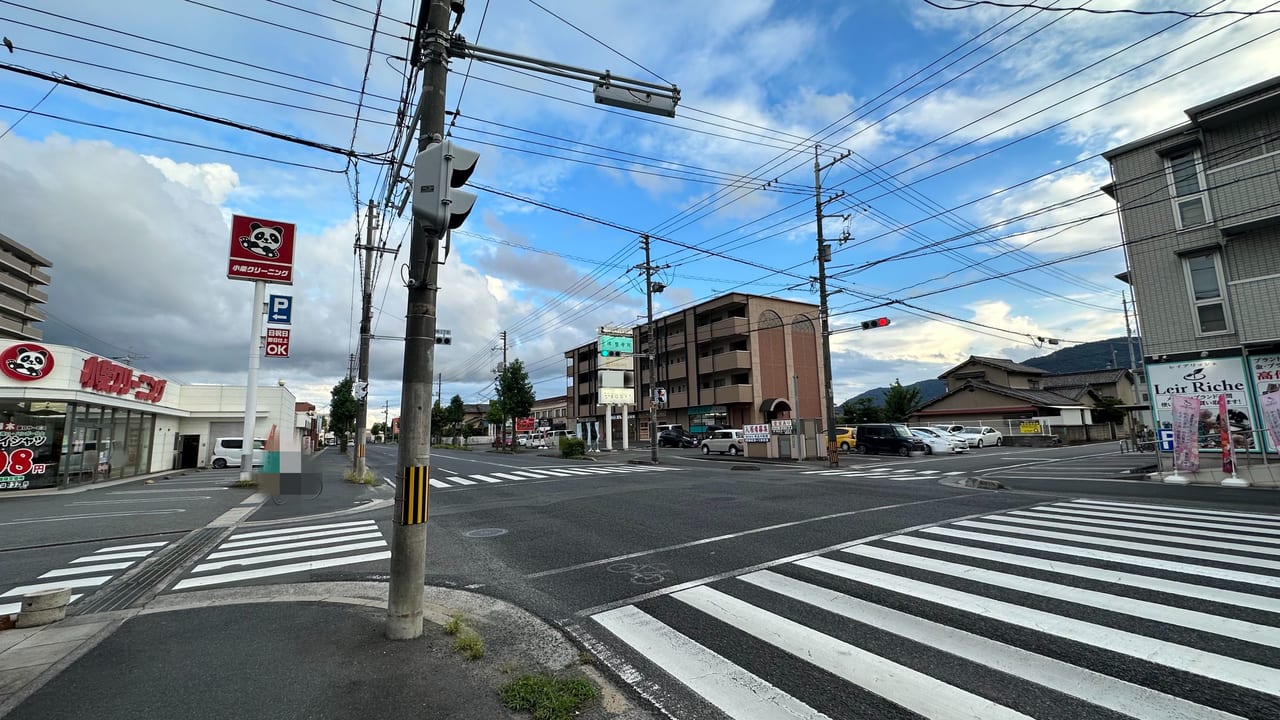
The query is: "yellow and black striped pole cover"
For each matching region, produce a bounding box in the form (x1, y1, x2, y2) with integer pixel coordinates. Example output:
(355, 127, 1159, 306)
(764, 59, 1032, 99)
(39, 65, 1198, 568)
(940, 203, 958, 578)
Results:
(399, 465, 429, 525)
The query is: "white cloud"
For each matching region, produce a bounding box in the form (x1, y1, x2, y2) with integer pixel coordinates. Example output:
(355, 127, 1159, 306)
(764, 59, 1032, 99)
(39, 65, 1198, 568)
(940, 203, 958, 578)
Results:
(141, 156, 240, 205)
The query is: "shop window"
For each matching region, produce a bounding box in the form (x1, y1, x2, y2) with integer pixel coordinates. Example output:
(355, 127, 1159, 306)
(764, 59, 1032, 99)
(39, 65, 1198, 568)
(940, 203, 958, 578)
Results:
(0, 401, 67, 491)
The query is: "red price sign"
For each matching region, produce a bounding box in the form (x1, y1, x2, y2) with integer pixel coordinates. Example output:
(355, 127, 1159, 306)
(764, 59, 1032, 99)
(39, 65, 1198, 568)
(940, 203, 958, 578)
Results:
(0, 448, 42, 477)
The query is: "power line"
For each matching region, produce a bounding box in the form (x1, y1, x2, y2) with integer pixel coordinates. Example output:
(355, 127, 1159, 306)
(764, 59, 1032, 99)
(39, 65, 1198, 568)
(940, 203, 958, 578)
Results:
(181, 0, 401, 57)
(921, 0, 1280, 17)
(525, 0, 671, 85)
(0, 70, 57, 140)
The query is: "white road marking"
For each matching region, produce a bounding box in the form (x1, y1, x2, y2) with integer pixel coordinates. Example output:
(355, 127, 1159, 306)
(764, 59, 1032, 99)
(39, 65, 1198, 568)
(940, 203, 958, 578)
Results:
(798, 555, 1280, 695)
(67, 496, 212, 505)
(428, 479, 450, 488)
(470, 474, 502, 483)
(986, 514, 1280, 557)
(208, 530, 384, 560)
(740, 570, 1243, 720)
(172, 550, 392, 589)
(844, 544, 1280, 647)
(98, 541, 167, 551)
(923, 526, 1280, 588)
(229, 520, 375, 541)
(1033, 506, 1280, 538)
(677, 585, 1034, 720)
(2, 576, 113, 597)
(1072, 499, 1280, 524)
(40, 561, 134, 577)
(72, 550, 157, 562)
(0, 510, 186, 526)
(222, 524, 379, 550)
(593, 604, 830, 720)
(193, 540, 388, 572)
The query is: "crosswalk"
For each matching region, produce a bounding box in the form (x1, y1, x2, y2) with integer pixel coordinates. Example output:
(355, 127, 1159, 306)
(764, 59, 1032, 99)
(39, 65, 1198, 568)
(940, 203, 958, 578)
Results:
(171, 519, 390, 591)
(424, 463, 681, 489)
(801, 466, 966, 481)
(590, 498, 1280, 719)
(0, 541, 169, 616)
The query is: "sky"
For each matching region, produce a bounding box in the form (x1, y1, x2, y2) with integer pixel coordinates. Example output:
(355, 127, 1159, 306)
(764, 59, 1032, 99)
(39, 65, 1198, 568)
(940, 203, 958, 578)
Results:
(2, 0, 1279, 425)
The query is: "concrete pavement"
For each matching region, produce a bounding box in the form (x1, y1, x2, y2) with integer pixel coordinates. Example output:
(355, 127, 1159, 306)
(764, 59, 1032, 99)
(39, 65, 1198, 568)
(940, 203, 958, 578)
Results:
(0, 582, 653, 720)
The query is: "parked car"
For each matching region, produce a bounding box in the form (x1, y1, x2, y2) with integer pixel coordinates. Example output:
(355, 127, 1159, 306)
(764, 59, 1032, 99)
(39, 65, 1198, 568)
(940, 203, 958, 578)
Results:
(658, 428, 697, 448)
(854, 423, 927, 456)
(211, 437, 266, 469)
(700, 429, 745, 456)
(833, 426, 857, 451)
(956, 426, 1004, 447)
(910, 426, 968, 454)
(931, 424, 967, 435)
(910, 427, 967, 454)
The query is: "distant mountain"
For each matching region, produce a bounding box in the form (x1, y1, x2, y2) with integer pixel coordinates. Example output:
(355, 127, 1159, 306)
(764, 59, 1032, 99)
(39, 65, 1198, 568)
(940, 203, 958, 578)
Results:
(1018, 336, 1143, 374)
(844, 336, 1142, 407)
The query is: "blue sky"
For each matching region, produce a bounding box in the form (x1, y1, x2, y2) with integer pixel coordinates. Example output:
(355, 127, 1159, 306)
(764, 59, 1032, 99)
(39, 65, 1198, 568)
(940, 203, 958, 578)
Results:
(2, 0, 1278, 423)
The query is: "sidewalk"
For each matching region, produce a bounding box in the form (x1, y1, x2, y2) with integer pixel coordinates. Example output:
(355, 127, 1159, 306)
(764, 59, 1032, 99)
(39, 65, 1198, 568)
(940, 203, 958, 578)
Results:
(0, 583, 653, 720)
(1146, 458, 1280, 488)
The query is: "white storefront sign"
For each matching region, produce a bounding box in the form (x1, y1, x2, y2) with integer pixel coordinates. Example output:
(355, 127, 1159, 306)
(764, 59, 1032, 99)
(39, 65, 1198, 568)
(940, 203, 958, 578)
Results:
(1147, 357, 1254, 452)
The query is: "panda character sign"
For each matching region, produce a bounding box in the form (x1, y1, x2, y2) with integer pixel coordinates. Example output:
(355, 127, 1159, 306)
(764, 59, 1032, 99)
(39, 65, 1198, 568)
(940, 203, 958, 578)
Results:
(227, 214, 296, 284)
(0, 343, 55, 382)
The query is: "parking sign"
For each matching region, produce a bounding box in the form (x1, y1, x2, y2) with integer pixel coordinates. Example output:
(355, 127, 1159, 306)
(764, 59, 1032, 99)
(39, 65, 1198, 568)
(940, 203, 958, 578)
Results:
(267, 294, 293, 324)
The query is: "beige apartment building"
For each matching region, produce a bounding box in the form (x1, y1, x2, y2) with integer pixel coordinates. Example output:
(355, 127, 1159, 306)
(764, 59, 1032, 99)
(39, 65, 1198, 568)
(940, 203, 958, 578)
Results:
(566, 293, 827, 443)
(0, 233, 51, 342)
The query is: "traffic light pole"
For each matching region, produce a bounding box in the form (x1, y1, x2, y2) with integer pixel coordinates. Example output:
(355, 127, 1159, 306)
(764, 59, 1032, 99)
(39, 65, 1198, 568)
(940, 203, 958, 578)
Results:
(387, 0, 450, 641)
(641, 235, 658, 464)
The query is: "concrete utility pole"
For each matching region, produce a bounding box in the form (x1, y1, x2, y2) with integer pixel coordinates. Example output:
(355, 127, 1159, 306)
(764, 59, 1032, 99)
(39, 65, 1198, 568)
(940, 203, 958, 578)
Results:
(354, 199, 375, 479)
(497, 330, 508, 445)
(814, 144, 848, 468)
(387, 0, 450, 641)
(636, 235, 668, 464)
(1123, 291, 1138, 372)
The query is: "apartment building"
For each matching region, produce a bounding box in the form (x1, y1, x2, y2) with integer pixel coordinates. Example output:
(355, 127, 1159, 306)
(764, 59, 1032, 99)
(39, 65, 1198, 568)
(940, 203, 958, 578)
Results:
(0, 233, 51, 342)
(1102, 75, 1280, 452)
(566, 293, 826, 443)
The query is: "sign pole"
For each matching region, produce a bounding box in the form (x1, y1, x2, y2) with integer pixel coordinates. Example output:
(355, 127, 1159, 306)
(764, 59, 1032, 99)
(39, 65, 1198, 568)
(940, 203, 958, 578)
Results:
(240, 280, 265, 482)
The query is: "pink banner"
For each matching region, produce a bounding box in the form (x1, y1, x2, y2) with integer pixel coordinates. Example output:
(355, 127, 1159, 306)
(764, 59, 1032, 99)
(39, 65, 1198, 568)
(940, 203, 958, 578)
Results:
(1171, 395, 1201, 473)
(1263, 390, 1280, 453)
(1218, 394, 1233, 474)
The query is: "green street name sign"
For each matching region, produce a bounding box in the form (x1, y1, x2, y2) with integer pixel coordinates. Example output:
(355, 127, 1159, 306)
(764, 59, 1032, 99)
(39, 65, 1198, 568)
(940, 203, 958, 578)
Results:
(599, 334, 633, 355)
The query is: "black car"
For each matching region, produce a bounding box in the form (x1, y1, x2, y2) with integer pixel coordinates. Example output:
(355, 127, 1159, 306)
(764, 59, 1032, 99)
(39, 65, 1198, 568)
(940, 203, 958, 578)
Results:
(658, 429, 697, 448)
(854, 423, 927, 456)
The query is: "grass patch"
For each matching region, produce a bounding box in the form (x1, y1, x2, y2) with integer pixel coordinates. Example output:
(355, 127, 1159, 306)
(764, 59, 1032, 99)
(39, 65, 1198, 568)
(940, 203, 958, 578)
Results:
(442, 614, 485, 660)
(499, 673, 599, 720)
(232, 478, 257, 488)
(343, 469, 377, 485)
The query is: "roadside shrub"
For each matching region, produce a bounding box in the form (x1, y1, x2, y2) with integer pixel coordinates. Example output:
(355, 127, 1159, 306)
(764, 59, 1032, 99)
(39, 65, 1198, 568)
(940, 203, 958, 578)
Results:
(559, 436, 586, 458)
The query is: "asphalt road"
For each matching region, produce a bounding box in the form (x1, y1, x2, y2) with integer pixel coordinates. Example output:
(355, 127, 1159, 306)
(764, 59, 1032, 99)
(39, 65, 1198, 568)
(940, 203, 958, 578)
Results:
(5, 441, 1279, 719)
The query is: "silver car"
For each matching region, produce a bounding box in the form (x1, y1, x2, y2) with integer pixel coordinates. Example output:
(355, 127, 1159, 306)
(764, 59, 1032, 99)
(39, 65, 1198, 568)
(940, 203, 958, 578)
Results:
(700, 429, 745, 456)
(910, 427, 968, 454)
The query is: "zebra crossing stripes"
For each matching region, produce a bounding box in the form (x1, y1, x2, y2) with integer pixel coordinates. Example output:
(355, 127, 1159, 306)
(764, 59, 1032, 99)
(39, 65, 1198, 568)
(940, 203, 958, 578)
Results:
(0, 541, 168, 616)
(172, 519, 388, 590)
(590, 498, 1280, 719)
(801, 467, 964, 481)
(428, 464, 681, 489)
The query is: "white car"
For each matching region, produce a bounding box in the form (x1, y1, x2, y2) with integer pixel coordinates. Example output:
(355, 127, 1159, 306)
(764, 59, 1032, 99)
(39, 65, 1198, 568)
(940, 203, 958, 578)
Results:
(956, 426, 1004, 448)
(909, 427, 968, 454)
(700, 429, 745, 456)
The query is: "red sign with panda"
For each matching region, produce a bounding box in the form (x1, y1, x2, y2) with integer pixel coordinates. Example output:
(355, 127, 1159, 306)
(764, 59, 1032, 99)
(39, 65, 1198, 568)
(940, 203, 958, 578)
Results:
(228, 214, 296, 284)
(0, 343, 55, 382)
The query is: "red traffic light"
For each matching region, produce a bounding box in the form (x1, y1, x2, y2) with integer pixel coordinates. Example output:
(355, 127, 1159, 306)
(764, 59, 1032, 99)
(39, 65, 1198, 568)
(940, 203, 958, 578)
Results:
(860, 317, 891, 330)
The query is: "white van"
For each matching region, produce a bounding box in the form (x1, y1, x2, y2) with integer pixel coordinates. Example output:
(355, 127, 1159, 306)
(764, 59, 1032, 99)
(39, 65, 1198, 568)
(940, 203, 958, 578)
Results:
(211, 437, 266, 469)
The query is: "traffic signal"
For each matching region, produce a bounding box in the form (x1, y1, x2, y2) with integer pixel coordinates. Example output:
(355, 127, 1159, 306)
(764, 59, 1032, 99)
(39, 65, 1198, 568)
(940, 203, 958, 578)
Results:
(860, 317, 891, 330)
(413, 139, 479, 232)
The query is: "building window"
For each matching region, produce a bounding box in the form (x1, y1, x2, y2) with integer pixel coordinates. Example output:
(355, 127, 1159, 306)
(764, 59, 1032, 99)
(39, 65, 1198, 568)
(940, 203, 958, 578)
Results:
(1183, 251, 1230, 334)
(1165, 149, 1212, 229)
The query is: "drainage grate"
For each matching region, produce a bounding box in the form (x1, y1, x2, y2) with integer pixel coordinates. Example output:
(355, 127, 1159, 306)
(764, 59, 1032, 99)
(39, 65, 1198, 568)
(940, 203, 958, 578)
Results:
(73, 527, 227, 615)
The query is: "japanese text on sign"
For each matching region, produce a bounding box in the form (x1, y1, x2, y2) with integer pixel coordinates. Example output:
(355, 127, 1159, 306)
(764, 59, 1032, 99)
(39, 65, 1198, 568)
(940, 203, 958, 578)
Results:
(743, 424, 770, 442)
(80, 356, 167, 402)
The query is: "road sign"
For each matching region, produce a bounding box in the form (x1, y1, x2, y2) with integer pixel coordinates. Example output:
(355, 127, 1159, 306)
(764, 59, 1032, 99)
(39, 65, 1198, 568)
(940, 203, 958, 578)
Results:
(264, 328, 290, 358)
(1158, 428, 1174, 452)
(599, 334, 633, 355)
(267, 294, 293, 324)
(228, 214, 296, 284)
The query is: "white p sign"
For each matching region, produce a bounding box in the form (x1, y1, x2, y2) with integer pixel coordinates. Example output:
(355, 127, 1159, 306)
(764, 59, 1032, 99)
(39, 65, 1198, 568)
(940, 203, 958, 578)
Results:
(267, 294, 293, 324)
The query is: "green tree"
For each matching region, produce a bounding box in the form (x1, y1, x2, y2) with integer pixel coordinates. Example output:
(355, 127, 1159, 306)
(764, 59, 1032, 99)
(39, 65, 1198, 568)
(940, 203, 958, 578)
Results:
(1093, 395, 1126, 439)
(494, 359, 536, 444)
(881, 379, 922, 422)
(329, 377, 357, 453)
(370, 422, 386, 437)
(431, 400, 447, 443)
(841, 397, 882, 423)
(447, 394, 466, 443)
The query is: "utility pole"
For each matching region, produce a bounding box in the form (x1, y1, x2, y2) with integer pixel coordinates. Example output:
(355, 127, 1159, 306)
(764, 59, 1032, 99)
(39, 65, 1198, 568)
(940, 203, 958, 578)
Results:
(387, 0, 450, 641)
(1123, 291, 1138, 372)
(348, 353, 356, 379)
(636, 235, 668, 464)
(497, 330, 508, 445)
(437, 373, 443, 407)
(814, 144, 850, 468)
(354, 199, 376, 479)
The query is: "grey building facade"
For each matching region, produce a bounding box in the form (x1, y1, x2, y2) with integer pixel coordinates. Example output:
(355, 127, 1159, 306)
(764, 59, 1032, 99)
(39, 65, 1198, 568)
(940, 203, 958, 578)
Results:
(0, 233, 51, 342)
(1102, 75, 1280, 453)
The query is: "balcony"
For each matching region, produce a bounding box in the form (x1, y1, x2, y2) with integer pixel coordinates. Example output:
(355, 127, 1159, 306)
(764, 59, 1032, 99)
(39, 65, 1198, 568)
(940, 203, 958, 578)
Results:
(664, 361, 687, 380)
(664, 331, 687, 350)
(696, 316, 749, 343)
(713, 384, 753, 404)
(667, 392, 688, 408)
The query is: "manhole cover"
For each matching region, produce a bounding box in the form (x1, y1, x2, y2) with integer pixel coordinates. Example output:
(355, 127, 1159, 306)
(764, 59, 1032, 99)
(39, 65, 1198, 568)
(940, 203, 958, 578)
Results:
(464, 528, 508, 538)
